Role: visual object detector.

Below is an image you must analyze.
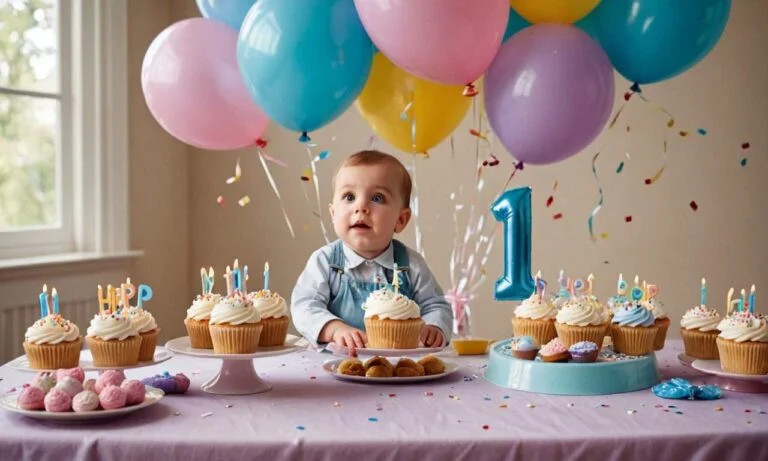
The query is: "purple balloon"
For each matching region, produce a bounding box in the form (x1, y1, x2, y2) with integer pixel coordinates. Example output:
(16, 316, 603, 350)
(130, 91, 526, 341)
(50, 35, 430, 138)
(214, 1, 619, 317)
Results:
(484, 24, 614, 165)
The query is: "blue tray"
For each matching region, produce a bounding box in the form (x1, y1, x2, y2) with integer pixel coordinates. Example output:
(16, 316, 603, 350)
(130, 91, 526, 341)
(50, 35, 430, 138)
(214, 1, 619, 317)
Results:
(484, 338, 661, 395)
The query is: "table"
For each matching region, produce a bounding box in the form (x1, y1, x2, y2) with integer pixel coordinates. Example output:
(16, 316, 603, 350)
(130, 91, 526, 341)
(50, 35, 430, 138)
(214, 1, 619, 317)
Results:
(1, 340, 766, 461)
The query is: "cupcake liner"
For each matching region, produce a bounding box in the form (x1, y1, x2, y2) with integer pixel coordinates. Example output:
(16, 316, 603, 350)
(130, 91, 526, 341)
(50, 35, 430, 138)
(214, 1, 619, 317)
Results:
(258, 316, 290, 347)
(653, 317, 670, 351)
(185, 318, 213, 349)
(609, 324, 658, 356)
(555, 323, 608, 349)
(209, 323, 263, 354)
(716, 337, 768, 375)
(680, 328, 719, 359)
(23, 337, 82, 370)
(511, 317, 557, 346)
(364, 317, 424, 349)
(86, 335, 142, 367)
(138, 329, 159, 361)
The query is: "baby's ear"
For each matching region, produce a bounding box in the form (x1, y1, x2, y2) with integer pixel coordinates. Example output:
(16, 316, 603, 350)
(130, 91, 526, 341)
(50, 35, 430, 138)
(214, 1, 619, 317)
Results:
(394, 208, 412, 233)
(328, 203, 335, 220)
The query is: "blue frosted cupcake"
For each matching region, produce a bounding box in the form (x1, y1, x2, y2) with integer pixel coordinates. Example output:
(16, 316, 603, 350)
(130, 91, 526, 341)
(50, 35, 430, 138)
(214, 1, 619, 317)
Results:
(609, 302, 658, 355)
(510, 336, 540, 360)
(568, 341, 599, 363)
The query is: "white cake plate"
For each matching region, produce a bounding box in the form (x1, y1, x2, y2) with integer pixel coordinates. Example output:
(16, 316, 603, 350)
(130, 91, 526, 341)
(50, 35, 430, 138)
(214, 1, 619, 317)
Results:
(164, 335, 305, 395)
(7, 347, 173, 373)
(691, 358, 768, 393)
(324, 343, 447, 358)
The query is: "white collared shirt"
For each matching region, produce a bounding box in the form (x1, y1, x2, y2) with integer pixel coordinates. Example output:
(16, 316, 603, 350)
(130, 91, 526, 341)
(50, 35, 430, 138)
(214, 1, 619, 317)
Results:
(290, 240, 453, 345)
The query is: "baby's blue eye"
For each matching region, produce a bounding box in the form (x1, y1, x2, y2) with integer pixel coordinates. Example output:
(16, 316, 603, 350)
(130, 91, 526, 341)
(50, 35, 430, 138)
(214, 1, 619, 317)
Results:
(343, 193, 355, 202)
(371, 194, 384, 204)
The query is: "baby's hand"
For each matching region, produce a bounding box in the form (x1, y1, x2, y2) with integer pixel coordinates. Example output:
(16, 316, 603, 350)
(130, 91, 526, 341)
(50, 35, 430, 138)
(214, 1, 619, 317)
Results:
(420, 325, 445, 348)
(332, 324, 368, 357)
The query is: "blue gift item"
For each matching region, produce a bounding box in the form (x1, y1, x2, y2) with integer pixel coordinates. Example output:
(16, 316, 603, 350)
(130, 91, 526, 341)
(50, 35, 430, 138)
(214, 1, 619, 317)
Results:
(510, 336, 540, 360)
(485, 339, 661, 396)
(652, 378, 722, 401)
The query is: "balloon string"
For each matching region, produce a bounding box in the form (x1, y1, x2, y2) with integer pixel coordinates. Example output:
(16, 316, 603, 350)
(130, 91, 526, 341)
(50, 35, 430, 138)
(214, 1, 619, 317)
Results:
(257, 148, 295, 238)
(409, 155, 425, 258)
(588, 148, 606, 242)
(303, 144, 331, 244)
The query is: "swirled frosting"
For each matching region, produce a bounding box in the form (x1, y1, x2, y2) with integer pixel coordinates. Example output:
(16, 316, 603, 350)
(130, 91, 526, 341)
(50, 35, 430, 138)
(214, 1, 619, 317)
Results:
(25, 314, 81, 345)
(645, 298, 668, 320)
(607, 295, 628, 313)
(717, 312, 768, 343)
(514, 293, 556, 320)
(363, 288, 420, 320)
(86, 313, 139, 341)
(680, 305, 721, 331)
(248, 290, 289, 319)
(186, 294, 221, 321)
(125, 306, 157, 333)
(209, 292, 261, 325)
(556, 298, 605, 326)
(612, 302, 656, 327)
(510, 336, 539, 351)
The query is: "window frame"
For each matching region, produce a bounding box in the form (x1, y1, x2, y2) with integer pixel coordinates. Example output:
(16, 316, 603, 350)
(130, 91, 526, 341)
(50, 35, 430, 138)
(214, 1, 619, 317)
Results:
(0, 0, 129, 260)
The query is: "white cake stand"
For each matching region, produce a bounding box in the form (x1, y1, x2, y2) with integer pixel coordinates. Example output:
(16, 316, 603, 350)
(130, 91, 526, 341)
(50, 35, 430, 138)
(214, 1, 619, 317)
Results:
(164, 335, 304, 395)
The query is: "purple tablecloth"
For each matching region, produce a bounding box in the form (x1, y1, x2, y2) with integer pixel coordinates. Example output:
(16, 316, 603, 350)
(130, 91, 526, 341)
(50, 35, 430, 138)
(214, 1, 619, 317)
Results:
(1, 340, 766, 461)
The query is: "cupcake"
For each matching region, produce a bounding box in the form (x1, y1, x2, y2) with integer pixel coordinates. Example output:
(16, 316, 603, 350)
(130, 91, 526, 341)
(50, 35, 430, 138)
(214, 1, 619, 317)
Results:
(23, 287, 82, 370)
(539, 338, 569, 362)
(716, 311, 768, 375)
(510, 336, 539, 360)
(125, 302, 159, 362)
(511, 291, 557, 346)
(680, 305, 721, 359)
(363, 287, 424, 349)
(185, 293, 220, 349)
(208, 291, 263, 354)
(248, 289, 290, 347)
(568, 341, 599, 363)
(86, 296, 142, 367)
(555, 297, 608, 349)
(609, 301, 658, 356)
(645, 295, 669, 351)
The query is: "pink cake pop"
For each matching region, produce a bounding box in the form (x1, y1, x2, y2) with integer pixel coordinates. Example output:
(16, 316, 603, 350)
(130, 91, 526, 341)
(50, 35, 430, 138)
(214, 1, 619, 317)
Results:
(95, 370, 126, 393)
(72, 390, 100, 412)
(120, 380, 146, 406)
(33, 372, 57, 394)
(83, 378, 97, 392)
(98, 385, 127, 410)
(44, 388, 72, 412)
(17, 386, 45, 411)
(54, 376, 83, 398)
(56, 367, 85, 384)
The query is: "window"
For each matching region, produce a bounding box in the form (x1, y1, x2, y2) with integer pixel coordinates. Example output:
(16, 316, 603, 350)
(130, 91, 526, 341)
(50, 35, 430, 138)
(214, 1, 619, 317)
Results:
(0, 0, 129, 262)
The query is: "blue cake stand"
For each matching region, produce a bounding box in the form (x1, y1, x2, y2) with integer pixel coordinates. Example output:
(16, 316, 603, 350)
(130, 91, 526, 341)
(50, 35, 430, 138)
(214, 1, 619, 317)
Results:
(484, 338, 661, 396)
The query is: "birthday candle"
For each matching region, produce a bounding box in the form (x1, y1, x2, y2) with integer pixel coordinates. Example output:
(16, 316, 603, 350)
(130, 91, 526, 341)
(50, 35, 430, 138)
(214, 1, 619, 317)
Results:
(535, 270, 542, 296)
(642, 281, 648, 303)
(568, 279, 575, 298)
(243, 265, 249, 293)
(225, 265, 232, 295)
(646, 284, 659, 301)
(617, 273, 626, 296)
(233, 259, 242, 292)
(700, 278, 707, 308)
(749, 285, 756, 314)
(39, 284, 48, 318)
(121, 278, 135, 311)
(263, 262, 270, 292)
(137, 284, 153, 309)
(107, 284, 117, 314)
(558, 270, 567, 289)
(200, 268, 207, 295)
(741, 289, 746, 312)
(587, 273, 594, 297)
(726, 287, 734, 316)
(97, 285, 110, 315)
(393, 263, 400, 294)
(52, 288, 60, 315)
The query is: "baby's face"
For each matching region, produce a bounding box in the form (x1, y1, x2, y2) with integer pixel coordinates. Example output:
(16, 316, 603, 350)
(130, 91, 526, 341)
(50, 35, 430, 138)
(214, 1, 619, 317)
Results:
(330, 164, 411, 259)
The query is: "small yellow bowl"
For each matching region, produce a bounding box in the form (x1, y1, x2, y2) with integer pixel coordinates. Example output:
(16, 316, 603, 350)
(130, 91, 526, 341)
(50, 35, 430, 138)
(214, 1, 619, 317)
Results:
(452, 338, 493, 355)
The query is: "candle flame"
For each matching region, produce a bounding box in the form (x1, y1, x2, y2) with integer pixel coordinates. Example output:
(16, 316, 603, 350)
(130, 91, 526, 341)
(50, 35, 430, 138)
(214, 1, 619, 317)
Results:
(264, 262, 269, 272)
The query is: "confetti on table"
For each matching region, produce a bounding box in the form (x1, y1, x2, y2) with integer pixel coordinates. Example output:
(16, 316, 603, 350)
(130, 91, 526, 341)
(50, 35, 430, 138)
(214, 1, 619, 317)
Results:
(174, 411, 181, 416)
(424, 392, 434, 397)
(745, 409, 752, 413)
(216, 196, 225, 206)
(741, 158, 748, 167)
(503, 395, 510, 400)
(689, 201, 699, 211)
(499, 404, 508, 409)
(226, 158, 242, 184)
(625, 216, 633, 223)
(237, 196, 250, 207)
(309, 376, 316, 380)
(697, 128, 708, 136)
(526, 403, 536, 408)
(368, 417, 379, 423)
(760, 411, 767, 415)
(675, 411, 683, 415)
(333, 401, 341, 407)
(553, 212, 563, 220)
(627, 410, 637, 415)
(482, 425, 490, 430)
(201, 412, 214, 418)
(388, 393, 396, 398)
(300, 168, 312, 182)
(742, 142, 751, 150)
(296, 425, 306, 431)
(616, 161, 625, 174)
(484, 397, 492, 401)
(225, 404, 233, 409)
(567, 403, 575, 408)
(546, 196, 554, 208)
(747, 421, 752, 425)
(600, 404, 610, 408)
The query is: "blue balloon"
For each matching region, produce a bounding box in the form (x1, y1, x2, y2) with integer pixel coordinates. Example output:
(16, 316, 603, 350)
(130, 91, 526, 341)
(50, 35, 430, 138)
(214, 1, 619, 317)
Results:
(503, 7, 530, 43)
(592, 0, 731, 84)
(491, 186, 534, 301)
(237, 0, 374, 138)
(195, 0, 256, 31)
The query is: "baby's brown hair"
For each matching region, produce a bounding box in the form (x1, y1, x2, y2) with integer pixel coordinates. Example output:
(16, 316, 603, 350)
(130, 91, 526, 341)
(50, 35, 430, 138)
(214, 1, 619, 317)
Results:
(332, 150, 412, 208)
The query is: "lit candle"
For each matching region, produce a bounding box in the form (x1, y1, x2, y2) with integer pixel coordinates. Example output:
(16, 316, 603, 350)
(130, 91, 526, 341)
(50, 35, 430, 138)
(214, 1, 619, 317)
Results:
(568, 278, 575, 298)
(243, 265, 249, 293)
(749, 284, 756, 314)
(726, 287, 734, 316)
(200, 268, 207, 295)
(535, 270, 542, 296)
(393, 263, 400, 294)
(225, 265, 232, 295)
(208, 267, 215, 294)
(39, 284, 48, 318)
(233, 259, 242, 292)
(642, 280, 648, 303)
(646, 284, 659, 301)
(587, 273, 594, 297)
(97, 285, 110, 315)
(558, 270, 567, 289)
(741, 288, 746, 312)
(263, 262, 270, 292)
(137, 284, 153, 309)
(701, 278, 707, 308)
(52, 288, 60, 315)
(617, 273, 627, 296)
(107, 284, 117, 314)
(121, 278, 135, 311)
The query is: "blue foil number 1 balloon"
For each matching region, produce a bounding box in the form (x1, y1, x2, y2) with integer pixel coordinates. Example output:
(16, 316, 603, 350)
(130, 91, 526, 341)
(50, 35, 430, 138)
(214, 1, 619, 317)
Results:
(491, 187, 534, 300)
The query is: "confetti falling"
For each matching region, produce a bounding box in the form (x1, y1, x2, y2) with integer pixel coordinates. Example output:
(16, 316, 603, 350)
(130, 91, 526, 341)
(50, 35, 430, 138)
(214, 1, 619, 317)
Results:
(296, 425, 306, 431)
(588, 150, 605, 241)
(300, 168, 312, 182)
(201, 412, 214, 418)
(255, 138, 268, 148)
(469, 128, 489, 142)
(216, 196, 225, 206)
(226, 158, 242, 184)
(237, 196, 250, 207)
(368, 417, 379, 423)
(679, 131, 689, 138)
(741, 158, 748, 167)
(742, 142, 751, 150)
(600, 233, 609, 239)
(625, 216, 633, 223)
(314, 150, 331, 162)
(697, 128, 708, 136)
(689, 201, 699, 211)
(481, 154, 499, 167)
(553, 212, 563, 220)
(616, 161, 625, 174)
(546, 196, 554, 208)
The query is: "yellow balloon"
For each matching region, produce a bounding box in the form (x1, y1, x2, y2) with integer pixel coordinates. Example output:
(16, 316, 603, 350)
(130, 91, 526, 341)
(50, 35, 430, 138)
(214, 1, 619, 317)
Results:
(356, 53, 471, 154)
(509, 0, 601, 24)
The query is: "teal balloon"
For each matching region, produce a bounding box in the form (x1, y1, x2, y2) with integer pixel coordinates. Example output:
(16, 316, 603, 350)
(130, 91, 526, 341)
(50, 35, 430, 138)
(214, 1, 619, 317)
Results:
(237, 0, 374, 136)
(195, 0, 256, 31)
(503, 7, 530, 43)
(574, 10, 599, 42)
(592, 0, 731, 84)
(492, 186, 534, 301)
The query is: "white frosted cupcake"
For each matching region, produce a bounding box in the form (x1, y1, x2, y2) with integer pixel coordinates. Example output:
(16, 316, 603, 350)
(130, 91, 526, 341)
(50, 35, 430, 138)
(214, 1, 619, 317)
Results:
(716, 312, 768, 374)
(680, 305, 721, 359)
(125, 305, 159, 361)
(86, 312, 141, 367)
(511, 293, 557, 346)
(184, 293, 221, 349)
(208, 292, 262, 354)
(23, 314, 82, 370)
(248, 290, 290, 347)
(363, 288, 424, 349)
(645, 298, 670, 351)
(555, 297, 608, 349)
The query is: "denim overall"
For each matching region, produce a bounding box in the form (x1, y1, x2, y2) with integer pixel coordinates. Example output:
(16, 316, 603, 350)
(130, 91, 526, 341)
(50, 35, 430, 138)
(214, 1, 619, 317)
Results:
(328, 239, 414, 331)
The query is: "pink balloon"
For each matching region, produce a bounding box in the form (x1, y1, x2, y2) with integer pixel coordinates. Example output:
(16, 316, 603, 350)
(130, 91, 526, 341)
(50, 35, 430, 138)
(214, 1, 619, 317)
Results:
(484, 24, 615, 165)
(141, 18, 268, 150)
(354, 0, 509, 86)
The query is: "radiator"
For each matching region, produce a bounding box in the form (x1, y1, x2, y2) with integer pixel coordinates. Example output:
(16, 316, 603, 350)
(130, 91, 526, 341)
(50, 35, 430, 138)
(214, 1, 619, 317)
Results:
(1, 298, 96, 364)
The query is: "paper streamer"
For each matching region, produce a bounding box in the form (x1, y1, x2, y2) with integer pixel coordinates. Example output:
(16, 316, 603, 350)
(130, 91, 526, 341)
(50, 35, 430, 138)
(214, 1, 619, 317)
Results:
(303, 145, 331, 244)
(587, 149, 605, 242)
(257, 149, 295, 238)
